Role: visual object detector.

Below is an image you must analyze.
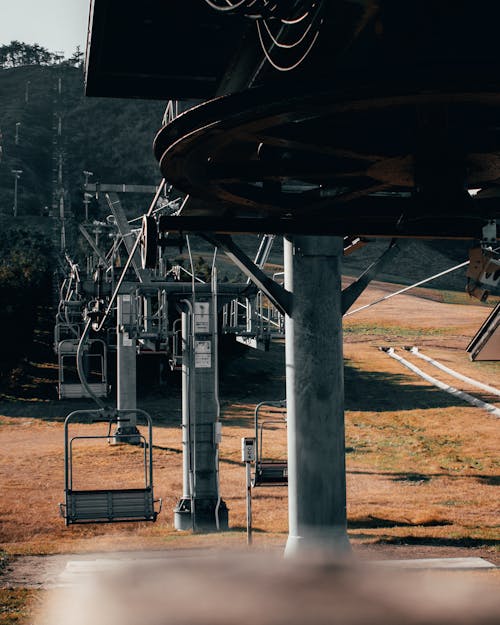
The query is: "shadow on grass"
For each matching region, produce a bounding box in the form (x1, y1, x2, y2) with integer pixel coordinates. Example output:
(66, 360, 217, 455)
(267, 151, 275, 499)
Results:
(220, 402, 256, 427)
(219, 337, 285, 403)
(392, 473, 432, 483)
(348, 516, 452, 530)
(0, 397, 184, 429)
(226, 525, 267, 533)
(220, 456, 248, 467)
(0, 341, 478, 423)
(218, 352, 467, 427)
(378, 536, 500, 548)
(474, 475, 500, 486)
(0, 397, 88, 421)
(344, 362, 466, 412)
(152, 445, 181, 454)
(348, 469, 498, 483)
(221, 349, 472, 415)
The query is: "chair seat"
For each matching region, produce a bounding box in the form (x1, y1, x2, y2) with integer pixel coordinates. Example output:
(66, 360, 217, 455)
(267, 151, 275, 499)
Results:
(64, 488, 157, 524)
(253, 461, 288, 486)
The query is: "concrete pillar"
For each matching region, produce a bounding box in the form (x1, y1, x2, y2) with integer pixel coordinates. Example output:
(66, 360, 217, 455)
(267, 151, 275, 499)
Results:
(114, 293, 140, 443)
(284, 235, 351, 557)
(174, 296, 228, 532)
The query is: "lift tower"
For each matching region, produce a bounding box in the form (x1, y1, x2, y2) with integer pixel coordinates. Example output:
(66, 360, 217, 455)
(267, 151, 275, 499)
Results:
(175, 281, 228, 531)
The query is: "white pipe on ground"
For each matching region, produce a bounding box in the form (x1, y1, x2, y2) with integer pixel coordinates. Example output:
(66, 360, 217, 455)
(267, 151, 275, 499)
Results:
(407, 347, 500, 399)
(383, 348, 500, 418)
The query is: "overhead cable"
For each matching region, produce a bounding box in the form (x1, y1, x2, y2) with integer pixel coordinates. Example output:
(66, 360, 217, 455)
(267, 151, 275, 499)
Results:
(344, 260, 470, 317)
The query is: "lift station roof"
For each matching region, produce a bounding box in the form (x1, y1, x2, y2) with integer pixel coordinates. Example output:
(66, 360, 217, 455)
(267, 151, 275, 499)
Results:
(86, 1, 500, 238)
(84, 0, 252, 99)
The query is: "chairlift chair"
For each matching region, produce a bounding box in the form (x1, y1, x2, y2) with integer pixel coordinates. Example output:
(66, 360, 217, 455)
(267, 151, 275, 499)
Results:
(60, 408, 162, 525)
(54, 322, 81, 354)
(252, 400, 287, 487)
(57, 338, 108, 399)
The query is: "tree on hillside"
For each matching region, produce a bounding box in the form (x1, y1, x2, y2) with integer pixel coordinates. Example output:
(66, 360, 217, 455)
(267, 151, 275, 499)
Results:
(0, 41, 55, 68)
(64, 46, 84, 68)
(0, 228, 53, 379)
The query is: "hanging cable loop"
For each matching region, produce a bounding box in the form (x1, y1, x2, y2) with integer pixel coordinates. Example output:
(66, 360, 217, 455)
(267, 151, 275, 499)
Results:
(202, 0, 324, 71)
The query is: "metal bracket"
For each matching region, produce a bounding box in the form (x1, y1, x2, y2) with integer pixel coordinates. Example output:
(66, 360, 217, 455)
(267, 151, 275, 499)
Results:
(105, 193, 151, 284)
(200, 233, 293, 317)
(78, 225, 111, 269)
(341, 239, 403, 314)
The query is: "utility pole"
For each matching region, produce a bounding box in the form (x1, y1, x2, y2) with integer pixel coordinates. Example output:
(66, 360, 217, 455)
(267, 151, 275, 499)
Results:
(83, 171, 94, 220)
(12, 169, 23, 217)
(25, 81, 30, 104)
(59, 195, 66, 250)
(15, 122, 21, 145)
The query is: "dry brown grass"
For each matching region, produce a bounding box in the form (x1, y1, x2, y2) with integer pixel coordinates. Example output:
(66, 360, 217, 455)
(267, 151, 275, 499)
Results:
(0, 282, 498, 570)
(0, 589, 38, 625)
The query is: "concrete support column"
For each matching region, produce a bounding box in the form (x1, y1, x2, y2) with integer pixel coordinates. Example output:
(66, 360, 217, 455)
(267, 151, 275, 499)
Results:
(284, 235, 351, 557)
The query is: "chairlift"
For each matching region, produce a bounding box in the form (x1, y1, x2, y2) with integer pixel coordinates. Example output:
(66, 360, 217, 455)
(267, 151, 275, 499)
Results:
(252, 400, 287, 487)
(60, 408, 162, 525)
(54, 322, 81, 353)
(57, 338, 108, 399)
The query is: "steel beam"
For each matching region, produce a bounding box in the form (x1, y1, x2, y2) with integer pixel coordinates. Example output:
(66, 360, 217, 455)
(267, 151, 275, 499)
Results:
(157, 213, 498, 240)
(105, 192, 150, 283)
(85, 183, 160, 194)
(78, 225, 111, 269)
(341, 239, 404, 314)
(201, 233, 292, 316)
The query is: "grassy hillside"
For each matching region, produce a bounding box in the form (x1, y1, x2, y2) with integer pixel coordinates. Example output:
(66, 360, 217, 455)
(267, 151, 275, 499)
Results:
(0, 65, 53, 215)
(342, 239, 474, 292)
(0, 64, 165, 219)
(0, 62, 166, 379)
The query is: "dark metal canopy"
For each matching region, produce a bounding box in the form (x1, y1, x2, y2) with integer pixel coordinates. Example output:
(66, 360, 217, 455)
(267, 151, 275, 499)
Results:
(153, 82, 500, 238)
(84, 0, 379, 99)
(85, 0, 252, 99)
(87, 0, 500, 238)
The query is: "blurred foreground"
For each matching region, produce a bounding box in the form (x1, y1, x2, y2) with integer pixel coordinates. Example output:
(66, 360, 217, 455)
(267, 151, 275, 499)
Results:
(37, 552, 500, 625)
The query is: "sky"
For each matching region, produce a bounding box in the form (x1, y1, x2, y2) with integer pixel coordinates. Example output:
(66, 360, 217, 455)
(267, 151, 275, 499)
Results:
(0, 0, 90, 57)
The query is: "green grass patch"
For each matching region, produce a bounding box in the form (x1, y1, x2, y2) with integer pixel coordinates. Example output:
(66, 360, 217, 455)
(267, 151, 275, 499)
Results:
(343, 323, 455, 338)
(439, 290, 500, 306)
